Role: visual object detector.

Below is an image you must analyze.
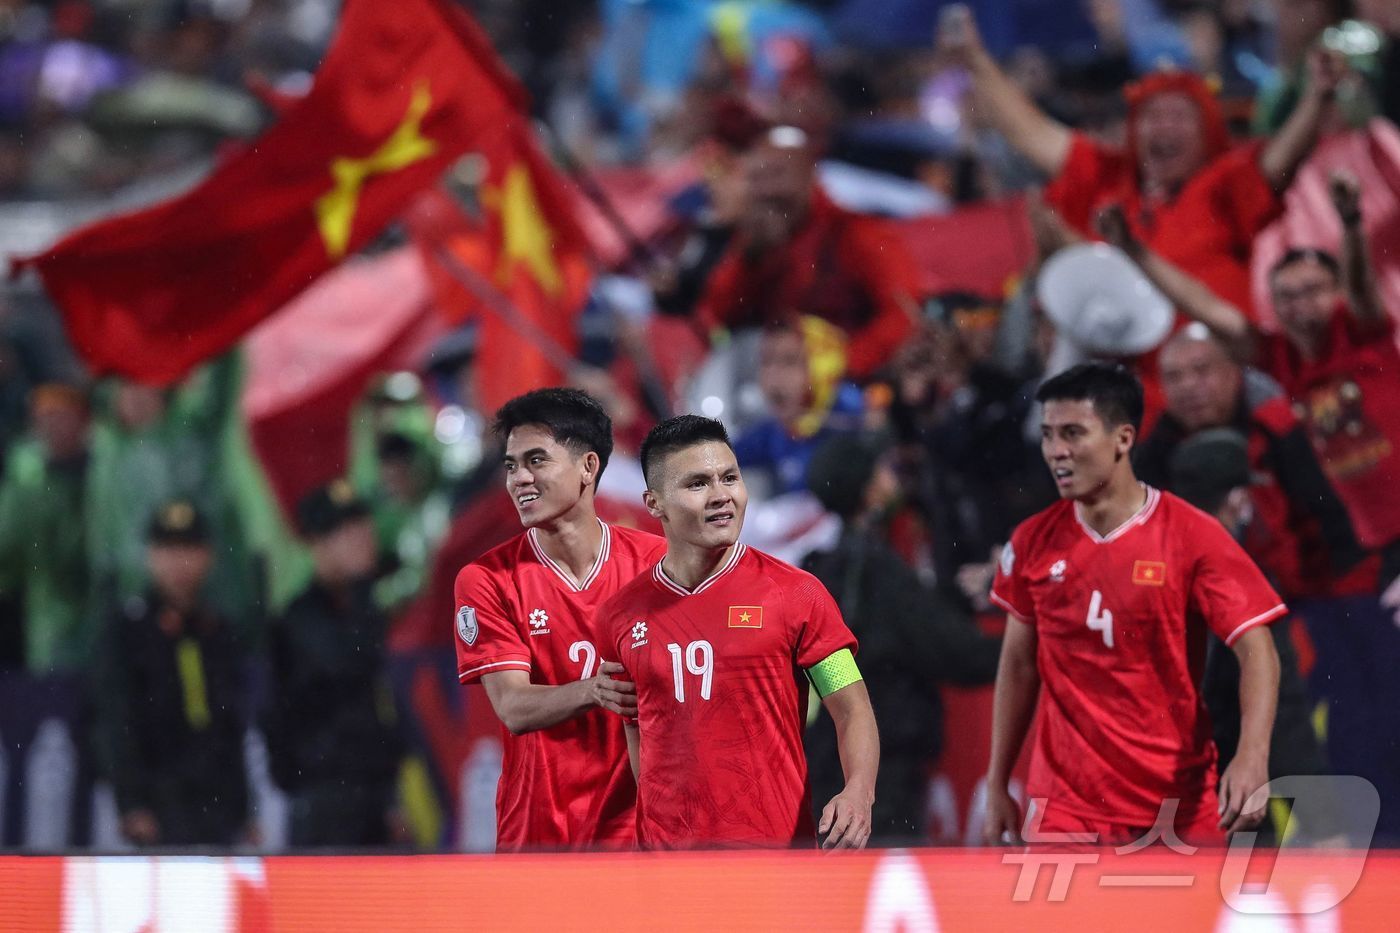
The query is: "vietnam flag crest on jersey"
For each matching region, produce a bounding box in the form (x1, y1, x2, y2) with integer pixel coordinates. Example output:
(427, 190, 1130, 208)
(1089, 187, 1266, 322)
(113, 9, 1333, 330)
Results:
(728, 606, 764, 628)
(1132, 560, 1167, 586)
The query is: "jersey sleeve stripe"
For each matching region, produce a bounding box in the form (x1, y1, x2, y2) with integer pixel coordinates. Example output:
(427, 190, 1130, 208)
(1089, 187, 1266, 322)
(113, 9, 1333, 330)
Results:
(989, 590, 1033, 623)
(457, 659, 532, 681)
(1223, 604, 1288, 647)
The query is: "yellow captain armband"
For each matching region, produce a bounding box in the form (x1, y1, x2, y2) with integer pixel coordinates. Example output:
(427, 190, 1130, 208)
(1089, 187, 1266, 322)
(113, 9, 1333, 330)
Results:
(806, 648, 862, 698)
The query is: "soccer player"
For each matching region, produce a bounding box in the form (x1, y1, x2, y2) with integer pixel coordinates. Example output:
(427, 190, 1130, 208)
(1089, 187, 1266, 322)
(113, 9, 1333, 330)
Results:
(983, 363, 1282, 847)
(601, 415, 880, 849)
(453, 388, 665, 851)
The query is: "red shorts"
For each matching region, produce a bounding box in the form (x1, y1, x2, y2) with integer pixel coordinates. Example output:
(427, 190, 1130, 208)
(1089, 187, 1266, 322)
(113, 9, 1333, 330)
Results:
(1025, 797, 1227, 850)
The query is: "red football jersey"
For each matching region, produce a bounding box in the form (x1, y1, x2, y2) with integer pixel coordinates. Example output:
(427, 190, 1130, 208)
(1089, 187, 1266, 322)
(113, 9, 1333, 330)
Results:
(601, 544, 858, 849)
(990, 486, 1286, 826)
(454, 520, 665, 851)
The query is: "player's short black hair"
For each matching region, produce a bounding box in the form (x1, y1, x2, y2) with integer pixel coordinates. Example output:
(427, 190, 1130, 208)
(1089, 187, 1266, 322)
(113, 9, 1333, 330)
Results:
(493, 388, 613, 484)
(640, 415, 732, 488)
(1036, 362, 1144, 433)
(1270, 247, 1342, 285)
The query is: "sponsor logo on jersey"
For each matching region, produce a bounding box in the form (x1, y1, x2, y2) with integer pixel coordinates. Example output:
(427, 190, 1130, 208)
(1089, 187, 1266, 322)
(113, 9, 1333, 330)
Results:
(630, 620, 648, 648)
(728, 606, 763, 628)
(528, 608, 551, 636)
(1000, 542, 1015, 576)
(456, 606, 478, 646)
(1132, 560, 1167, 586)
(1049, 559, 1067, 583)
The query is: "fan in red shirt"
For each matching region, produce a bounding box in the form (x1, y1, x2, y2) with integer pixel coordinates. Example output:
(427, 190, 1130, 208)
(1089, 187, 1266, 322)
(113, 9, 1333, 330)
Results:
(453, 388, 665, 851)
(695, 126, 921, 380)
(983, 363, 1282, 848)
(938, 4, 1342, 415)
(600, 415, 880, 849)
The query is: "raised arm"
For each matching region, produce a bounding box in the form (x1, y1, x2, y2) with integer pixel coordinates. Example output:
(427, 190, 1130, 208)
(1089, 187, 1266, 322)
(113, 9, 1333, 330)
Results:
(1259, 49, 1345, 193)
(938, 4, 1072, 178)
(1097, 204, 1254, 353)
(481, 661, 636, 736)
(983, 615, 1039, 844)
(1329, 171, 1387, 329)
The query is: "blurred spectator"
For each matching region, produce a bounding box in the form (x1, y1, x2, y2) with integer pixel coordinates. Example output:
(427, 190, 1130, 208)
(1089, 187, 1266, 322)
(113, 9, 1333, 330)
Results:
(262, 480, 406, 847)
(0, 383, 94, 673)
(1135, 326, 1367, 600)
(802, 432, 1000, 844)
(96, 499, 252, 847)
(942, 4, 1342, 322)
(1109, 173, 1400, 586)
(695, 125, 922, 378)
(369, 431, 452, 615)
(732, 317, 862, 498)
(87, 354, 264, 635)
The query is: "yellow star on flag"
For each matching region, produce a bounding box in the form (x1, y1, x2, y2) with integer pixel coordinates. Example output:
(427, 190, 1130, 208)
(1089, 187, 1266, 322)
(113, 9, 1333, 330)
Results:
(739, 611, 752, 624)
(315, 81, 438, 258)
(482, 162, 564, 295)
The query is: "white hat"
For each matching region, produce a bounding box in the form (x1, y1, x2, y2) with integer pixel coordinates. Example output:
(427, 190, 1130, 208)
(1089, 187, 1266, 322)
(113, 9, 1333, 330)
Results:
(1036, 243, 1174, 357)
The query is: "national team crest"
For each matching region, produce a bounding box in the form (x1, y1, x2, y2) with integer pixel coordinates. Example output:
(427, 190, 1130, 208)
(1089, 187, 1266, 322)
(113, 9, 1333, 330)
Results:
(456, 606, 479, 645)
(1132, 561, 1166, 586)
(728, 606, 763, 628)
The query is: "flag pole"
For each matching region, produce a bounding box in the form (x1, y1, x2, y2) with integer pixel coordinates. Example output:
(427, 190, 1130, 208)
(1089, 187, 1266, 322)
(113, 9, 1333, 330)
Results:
(431, 245, 580, 374)
(535, 120, 662, 273)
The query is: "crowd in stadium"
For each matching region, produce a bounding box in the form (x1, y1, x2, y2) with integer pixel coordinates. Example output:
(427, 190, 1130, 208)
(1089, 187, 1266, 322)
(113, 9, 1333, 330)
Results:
(0, 0, 1398, 852)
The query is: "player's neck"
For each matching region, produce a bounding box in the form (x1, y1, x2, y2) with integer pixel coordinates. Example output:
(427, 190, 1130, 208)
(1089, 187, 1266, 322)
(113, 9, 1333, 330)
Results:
(662, 541, 737, 592)
(531, 505, 604, 586)
(1075, 474, 1148, 538)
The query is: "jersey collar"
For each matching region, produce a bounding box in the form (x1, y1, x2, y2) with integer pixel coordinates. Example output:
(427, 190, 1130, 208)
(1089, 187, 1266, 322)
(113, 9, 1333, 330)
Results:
(1074, 484, 1160, 544)
(528, 519, 611, 592)
(653, 543, 747, 597)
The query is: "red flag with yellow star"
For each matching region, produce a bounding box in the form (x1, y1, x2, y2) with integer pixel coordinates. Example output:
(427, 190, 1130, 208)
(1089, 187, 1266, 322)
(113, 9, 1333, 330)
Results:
(13, 0, 531, 385)
(407, 121, 593, 415)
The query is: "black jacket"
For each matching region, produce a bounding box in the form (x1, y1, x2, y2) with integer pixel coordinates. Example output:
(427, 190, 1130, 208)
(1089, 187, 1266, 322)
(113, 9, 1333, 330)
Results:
(261, 578, 403, 792)
(96, 594, 250, 836)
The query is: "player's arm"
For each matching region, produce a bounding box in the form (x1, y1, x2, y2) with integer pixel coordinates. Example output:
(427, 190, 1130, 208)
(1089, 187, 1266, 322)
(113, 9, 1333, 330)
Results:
(984, 615, 1039, 845)
(938, 5, 1072, 178)
(624, 721, 641, 781)
(480, 661, 636, 736)
(812, 651, 879, 851)
(1218, 626, 1280, 833)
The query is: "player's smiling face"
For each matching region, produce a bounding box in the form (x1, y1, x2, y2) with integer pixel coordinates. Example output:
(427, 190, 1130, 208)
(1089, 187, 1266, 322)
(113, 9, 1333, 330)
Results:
(1040, 399, 1134, 500)
(645, 441, 748, 551)
(502, 424, 597, 528)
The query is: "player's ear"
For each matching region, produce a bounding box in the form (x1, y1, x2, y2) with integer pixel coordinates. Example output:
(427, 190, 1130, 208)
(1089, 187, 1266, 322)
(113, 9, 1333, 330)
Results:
(580, 450, 600, 487)
(1116, 422, 1136, 457)
(642, 489, 663, 519)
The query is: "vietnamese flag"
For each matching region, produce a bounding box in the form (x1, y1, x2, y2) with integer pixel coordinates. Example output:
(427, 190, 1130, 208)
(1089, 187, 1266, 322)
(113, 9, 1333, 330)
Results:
(406, 121, 593, 416)
(14, 0, 532, 385)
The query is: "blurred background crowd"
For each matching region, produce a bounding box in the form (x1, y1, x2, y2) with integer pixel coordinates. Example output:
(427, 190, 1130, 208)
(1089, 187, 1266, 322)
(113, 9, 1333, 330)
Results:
(0, 0, 1398, 851)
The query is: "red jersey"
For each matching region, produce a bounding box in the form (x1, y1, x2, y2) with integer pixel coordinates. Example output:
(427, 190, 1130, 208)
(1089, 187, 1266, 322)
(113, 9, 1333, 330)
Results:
(453, 521, 665, 851)
(990, 487, 1286, 826)
(1260, 305, 1400, 551)
(601, 544, 857, 849)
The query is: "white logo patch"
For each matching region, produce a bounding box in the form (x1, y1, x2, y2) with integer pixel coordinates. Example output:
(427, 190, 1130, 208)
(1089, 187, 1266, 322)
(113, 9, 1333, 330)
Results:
(630, 620, 648, 648)
(999, 542, 1015, 577)
(528, 608, 551, 636)
(456, 606, 478, 646)
(1049, 559, 1067, 583)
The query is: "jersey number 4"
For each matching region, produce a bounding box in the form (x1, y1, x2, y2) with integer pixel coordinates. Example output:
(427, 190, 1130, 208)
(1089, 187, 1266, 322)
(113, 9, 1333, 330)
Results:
(667, 640, 714, 702)
(1086, 590, 1114, 648)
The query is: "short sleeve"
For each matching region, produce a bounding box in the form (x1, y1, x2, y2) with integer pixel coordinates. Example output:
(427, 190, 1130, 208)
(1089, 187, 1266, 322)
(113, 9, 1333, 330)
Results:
(1188, 517, 1287, 646)
(989, 525, 1036, 624)
(1043, 133, 1129, 234)
(792, 575, 858, 670)
(453, 563, 531, 683)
